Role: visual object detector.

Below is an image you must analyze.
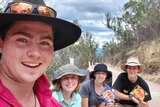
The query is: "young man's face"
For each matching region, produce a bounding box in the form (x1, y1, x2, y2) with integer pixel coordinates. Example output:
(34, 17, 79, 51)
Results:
(126, 66, 139, 78)
(94, 71, 107, 83)
(0, 21, 54, 83)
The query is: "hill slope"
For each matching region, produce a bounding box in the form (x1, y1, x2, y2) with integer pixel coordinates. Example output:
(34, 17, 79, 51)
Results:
(109, 39, 160, 84)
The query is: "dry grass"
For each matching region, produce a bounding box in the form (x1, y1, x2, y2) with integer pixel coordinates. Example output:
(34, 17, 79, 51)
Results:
(108, 38, 160, 84)
(139, 72, 160, 84)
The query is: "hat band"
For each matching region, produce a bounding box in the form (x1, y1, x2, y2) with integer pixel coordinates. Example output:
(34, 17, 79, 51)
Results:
(127, 62, 140, 65)
(4, 2, 57, 17)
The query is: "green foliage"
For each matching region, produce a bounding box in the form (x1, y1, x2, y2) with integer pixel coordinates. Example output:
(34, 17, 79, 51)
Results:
(103, 0, 160, 65)
(102, 39, 119, 56)
(104, 0, 160, 47)
(46, 20, 100, 80)
(46, 48, 71, 80)
(73, 31, 99, 68)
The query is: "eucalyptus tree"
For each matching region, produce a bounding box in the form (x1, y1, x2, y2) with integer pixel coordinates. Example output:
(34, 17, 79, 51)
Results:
(105, 0, 149, 46)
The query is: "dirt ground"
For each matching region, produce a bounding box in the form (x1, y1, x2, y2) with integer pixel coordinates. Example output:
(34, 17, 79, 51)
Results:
(108, 65, 160, 107)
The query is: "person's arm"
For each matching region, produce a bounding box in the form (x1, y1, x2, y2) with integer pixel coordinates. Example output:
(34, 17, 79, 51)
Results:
(114, 89, 139, 104)
(81, 97, 89, 107)
(138, 101, 149, 107)
(80, 81, 90, 107)
(114, 89, 130, 100)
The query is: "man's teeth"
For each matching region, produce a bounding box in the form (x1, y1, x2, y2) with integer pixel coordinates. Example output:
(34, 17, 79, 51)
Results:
(22, 62, 40, 67)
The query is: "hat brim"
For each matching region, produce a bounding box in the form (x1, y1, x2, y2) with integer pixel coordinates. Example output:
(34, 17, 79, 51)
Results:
(121, 64, 144, 73)
(0, 13, 81, 51)
(52, 71, 86, 84)
(90, 70, 112, 80)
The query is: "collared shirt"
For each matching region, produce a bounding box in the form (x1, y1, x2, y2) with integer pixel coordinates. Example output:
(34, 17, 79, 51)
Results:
(52, 90, 82, 107)
(0, 74, 62, 107)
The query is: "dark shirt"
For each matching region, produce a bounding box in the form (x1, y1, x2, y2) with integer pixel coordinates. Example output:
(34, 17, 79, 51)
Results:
(80, 79, 102, 107)
(80, 79, 113, 107)
(113, 72, 152, 105)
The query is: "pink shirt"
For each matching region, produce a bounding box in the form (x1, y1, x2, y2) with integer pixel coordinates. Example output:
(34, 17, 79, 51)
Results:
(0, 74, 62, 107)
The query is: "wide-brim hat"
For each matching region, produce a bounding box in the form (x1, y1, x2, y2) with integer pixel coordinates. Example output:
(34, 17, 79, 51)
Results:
(52, 64, 86, 84)
(0, 0, 81, 51)
(90, 63, 112, 79)
(121, 57, 144, 73)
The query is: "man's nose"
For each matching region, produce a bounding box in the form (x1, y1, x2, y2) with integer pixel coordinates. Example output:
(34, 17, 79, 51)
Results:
(67, 78, 73, 82)
(26, 44, 41, 58)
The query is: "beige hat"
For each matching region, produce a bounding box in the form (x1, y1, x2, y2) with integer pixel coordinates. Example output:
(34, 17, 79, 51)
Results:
(121, 57, 144, 73)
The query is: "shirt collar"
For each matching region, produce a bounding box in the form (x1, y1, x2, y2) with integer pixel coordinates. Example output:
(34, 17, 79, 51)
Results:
(57, 89, 78, 105)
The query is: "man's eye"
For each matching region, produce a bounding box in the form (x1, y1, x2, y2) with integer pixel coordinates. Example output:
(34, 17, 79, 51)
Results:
(40, 41, 50, 45)
(40, 41, 53, 47)
(16, 38, 27, 43)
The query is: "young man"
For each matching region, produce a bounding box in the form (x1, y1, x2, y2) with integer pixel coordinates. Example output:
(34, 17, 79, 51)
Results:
(0, 0, 81, 107)
(113, 57, 152, 107)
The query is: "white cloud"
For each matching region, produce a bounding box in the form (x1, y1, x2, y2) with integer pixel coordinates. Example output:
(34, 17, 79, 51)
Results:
(45, 0, 129, 46)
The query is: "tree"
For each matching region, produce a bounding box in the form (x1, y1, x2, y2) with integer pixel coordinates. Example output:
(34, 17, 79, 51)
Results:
(103, 0, 160, 71)
(73, 31, 99, 68)
(46, 20, 99, 80)
(104, 0, 149, 47)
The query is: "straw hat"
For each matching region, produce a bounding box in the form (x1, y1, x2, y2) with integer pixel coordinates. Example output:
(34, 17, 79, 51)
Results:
(121, 57, 144, 73)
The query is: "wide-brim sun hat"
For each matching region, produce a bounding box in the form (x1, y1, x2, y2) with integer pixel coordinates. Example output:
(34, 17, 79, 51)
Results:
(121, 57, 144, 73)
(90, 63, 112, 79)
(52, 64, 86, 84)
(0, 0, 81, 51)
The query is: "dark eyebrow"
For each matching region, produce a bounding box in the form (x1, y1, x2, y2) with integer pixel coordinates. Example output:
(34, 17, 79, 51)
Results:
(12, 31, 53, 41)
(12, 31, 32, 38)
(41, 35, 53, 41)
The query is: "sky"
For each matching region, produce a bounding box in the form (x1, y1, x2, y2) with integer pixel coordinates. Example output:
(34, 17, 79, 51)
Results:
(46, 0, 129, 47)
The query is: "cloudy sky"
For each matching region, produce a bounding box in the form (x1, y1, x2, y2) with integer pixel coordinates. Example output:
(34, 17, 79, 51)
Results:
(46, 0, 129, 46)
(45, 0, 129, 47)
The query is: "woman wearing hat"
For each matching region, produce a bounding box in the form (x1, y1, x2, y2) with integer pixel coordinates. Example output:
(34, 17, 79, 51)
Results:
(52, 64, 86, 107)
(113, 57, 152, 107)
(0, 0, 81, 106)
(80, 63, 114, 107)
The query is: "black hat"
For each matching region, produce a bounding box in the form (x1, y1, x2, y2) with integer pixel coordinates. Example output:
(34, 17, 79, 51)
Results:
(0, 0, 81, 51)
(90, 64, 112, 79)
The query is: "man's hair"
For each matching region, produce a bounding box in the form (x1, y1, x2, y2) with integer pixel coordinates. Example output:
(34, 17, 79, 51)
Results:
(126, 65, 140, 70)
(0, 22, 13, 40)
(0, 22, 13, 58)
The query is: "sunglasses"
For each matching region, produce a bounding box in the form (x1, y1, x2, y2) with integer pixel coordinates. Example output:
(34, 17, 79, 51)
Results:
(5, 2, 57, 17)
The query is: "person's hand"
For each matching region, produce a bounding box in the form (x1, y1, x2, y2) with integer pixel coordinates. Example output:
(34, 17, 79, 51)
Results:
(138, 101, 149, 107)
(129, 94, 140, 104)
(98, 102, 114, 107)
